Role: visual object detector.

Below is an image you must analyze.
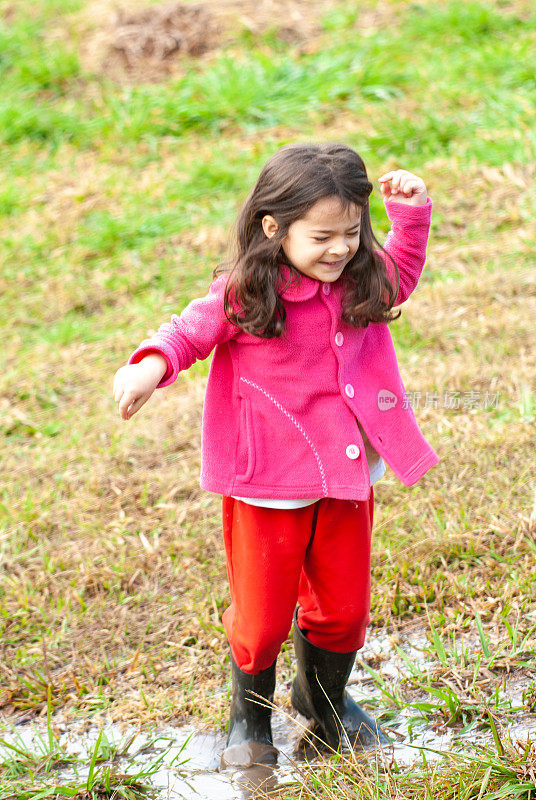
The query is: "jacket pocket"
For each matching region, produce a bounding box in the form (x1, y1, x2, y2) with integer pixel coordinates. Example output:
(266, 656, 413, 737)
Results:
(236, 377, 328, 494)
(235, 395, 256, 483)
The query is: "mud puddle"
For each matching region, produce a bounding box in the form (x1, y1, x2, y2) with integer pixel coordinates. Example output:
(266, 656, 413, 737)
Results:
(2, 628, 536, 798)
(0, 716, 300, 799)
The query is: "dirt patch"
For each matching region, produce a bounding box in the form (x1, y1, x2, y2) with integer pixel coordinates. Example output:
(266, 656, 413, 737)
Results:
(101, 3, 219, 82)
(77, 0, 350, 83)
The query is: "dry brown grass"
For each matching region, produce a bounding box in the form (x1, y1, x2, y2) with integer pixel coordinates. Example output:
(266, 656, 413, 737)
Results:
(2, 185, 535, 728)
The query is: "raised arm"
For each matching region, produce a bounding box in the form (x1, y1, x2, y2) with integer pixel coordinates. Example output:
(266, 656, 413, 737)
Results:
(377, 169, 433, 306)
(380, 197, 433, 306)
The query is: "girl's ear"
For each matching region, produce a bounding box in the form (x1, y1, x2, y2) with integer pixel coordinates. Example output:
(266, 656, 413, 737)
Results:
(262, 214, 279, 239)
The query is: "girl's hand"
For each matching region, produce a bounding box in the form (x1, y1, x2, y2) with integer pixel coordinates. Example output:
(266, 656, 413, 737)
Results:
(378, 170, 428, 205)
(113, 354, 167, 420)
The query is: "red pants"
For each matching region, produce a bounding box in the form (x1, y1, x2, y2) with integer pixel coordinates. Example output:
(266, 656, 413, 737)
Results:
(222, 492, 374, 674)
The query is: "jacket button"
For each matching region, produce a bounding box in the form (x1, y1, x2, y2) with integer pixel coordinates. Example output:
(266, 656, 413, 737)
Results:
(345, 383, 354, 398)
(322, 283, 331, 295)
(346, 444, 360, 459)
(335, 332, 344, 346)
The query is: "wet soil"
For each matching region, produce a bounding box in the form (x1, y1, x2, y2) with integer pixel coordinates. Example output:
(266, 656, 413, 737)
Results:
(2, 629, 536, 798)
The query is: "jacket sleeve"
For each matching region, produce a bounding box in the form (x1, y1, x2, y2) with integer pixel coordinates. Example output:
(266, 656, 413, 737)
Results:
(379, 197, 433, 306)
(128, 273, 238, 387)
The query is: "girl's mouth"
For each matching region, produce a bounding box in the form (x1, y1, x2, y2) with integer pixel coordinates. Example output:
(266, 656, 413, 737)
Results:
(319, 259, 345, 270)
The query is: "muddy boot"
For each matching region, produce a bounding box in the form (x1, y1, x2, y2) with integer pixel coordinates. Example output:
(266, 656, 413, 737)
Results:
(291, 613, 389, 751)
(221, 653, 278, 769)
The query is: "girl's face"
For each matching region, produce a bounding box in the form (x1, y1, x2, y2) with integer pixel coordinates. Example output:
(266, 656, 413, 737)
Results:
(263, 195, 362, 284)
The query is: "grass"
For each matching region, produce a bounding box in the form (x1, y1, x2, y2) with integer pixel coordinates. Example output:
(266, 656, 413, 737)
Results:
(1, 1, 534, 158)
(359, 613, 535, 732)
(1, 0, 536, 796)
(289, 734, 536, 799)
(0, 690, 181, 798)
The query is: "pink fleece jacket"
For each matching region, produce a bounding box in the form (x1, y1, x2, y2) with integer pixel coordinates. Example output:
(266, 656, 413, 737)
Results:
(130, 198, 438, 501)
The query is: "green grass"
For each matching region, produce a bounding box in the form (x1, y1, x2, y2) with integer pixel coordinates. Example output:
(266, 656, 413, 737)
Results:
(1, 1, 534, 155)
(292, 736, 536, 800)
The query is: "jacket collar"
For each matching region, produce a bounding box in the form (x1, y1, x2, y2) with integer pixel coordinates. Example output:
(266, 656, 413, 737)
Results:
(277, 264, 321, 302)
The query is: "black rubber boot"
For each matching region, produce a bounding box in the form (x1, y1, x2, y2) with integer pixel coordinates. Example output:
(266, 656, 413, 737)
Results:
(291, 612, 389, 751)
(221, 653, 278, 769)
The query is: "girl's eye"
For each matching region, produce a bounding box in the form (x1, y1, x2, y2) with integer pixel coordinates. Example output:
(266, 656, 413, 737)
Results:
(313, 230, 360, 242)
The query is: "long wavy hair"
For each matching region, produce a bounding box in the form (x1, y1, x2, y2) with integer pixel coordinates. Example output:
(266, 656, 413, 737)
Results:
(214, 143, 400, 338)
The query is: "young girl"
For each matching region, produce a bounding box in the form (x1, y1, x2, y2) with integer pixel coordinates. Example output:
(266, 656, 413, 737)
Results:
(113, 143, 438, 768)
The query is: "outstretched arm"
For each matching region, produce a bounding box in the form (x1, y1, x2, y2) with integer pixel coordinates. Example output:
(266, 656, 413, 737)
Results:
(128, 273, 238, 385)
(113, 274, 238, 419)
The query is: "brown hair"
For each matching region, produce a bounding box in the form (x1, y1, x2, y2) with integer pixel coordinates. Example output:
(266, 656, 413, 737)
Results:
(214, 143, 400, 338)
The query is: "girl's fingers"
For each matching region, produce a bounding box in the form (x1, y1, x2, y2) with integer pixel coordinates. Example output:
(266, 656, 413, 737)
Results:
(127, 397, 144, 418)
(114, 382, 131, 407)
(118, 391, 136, 419)
(400, 180, 421, 195)
(379, 171, 403, 186)
(126, 394, 150, 419)
(113, 365, 152, 418)
(124, 391, 152, 419)
(113, 367, 127, 400)
(379, 170, 424, 185)
(123, 401, 134, 420)
(379, 170, 426, 205)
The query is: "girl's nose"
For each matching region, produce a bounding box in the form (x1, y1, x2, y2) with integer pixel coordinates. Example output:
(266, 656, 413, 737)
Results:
(329, 242, 349, 256)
